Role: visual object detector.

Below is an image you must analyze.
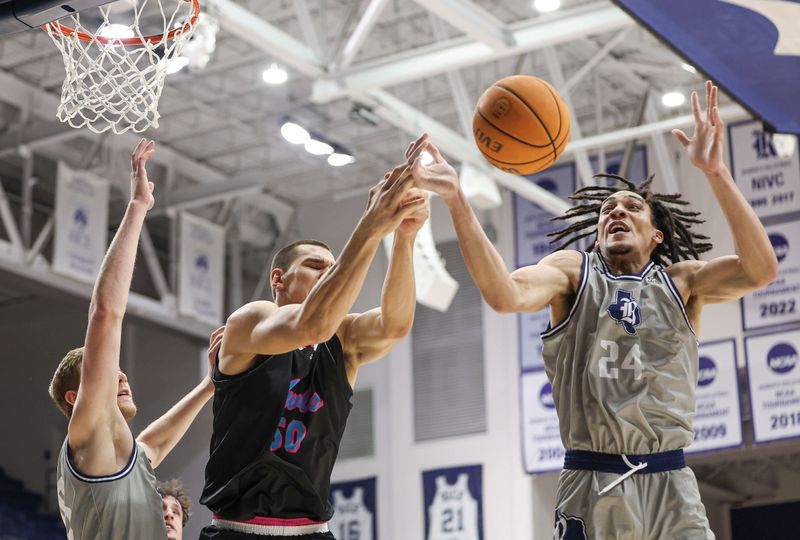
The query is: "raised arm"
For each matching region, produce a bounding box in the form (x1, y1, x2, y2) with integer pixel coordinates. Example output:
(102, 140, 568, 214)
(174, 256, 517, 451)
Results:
(220, 167, 425, 375)
(338, 175, 430, 384)
(405, 135, 574, 314)
(137, 327, 223, 468)
(68, 140, 155, 476)
(670, 82, 778, 305)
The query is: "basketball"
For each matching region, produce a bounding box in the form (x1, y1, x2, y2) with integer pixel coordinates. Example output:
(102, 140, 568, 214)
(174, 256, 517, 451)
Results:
(473, 75, 570, 175)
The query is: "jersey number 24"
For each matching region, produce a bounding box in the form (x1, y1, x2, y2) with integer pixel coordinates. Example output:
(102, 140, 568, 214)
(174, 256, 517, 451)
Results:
(598, 341, 642, 380)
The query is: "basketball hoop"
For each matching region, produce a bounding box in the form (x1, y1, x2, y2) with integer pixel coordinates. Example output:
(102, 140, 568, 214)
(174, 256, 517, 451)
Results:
(43, 0, 200, 134)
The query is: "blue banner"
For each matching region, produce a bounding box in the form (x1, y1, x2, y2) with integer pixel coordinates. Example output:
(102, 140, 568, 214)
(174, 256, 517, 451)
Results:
(613, 0, 800, 134)
(329, 477, 377, 540)
(422, 465, 483, 540)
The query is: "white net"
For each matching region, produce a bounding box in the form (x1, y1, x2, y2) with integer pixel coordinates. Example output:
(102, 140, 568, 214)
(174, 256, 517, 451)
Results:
(44, 0, 199, 134)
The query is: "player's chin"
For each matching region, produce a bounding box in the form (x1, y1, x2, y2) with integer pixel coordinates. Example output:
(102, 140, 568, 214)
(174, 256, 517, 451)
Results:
(118, 399, 138, 421)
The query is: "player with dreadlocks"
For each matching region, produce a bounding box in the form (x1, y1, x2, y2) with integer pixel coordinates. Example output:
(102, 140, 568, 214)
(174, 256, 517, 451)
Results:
(404, 81, 777, 539)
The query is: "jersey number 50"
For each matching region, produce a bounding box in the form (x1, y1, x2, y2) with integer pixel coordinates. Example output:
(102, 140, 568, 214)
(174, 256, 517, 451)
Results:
(598, 341, 642, 380)
(270, 417, 307, 453)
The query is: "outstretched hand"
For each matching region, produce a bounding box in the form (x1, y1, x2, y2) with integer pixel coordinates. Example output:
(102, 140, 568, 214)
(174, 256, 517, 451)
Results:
(363, 164, 427, 237)
(130, 139, 156, 210)
(405, 134, 460, 202)
(206, 326, 225, 381)
(672, 81, 726, 175)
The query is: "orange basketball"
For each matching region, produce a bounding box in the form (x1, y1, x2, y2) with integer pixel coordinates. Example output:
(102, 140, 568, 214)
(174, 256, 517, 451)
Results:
(473, 75, 570, 175)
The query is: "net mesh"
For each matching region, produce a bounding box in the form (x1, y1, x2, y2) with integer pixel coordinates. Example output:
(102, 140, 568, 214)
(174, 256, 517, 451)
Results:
(44, 0, 199, 134)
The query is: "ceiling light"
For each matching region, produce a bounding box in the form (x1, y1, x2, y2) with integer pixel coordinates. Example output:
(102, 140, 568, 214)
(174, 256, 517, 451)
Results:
(305, 139, 334, 156)
(280, 122, 310, 145)
(680, 62, 697, 74)
(262, 63, 288, 85)
(661, 91, 686, 107)
(165, 56, 190, 75)
(328, 153, 355, 167)
(533, 0, 561, 13)
(99, 23, 135, 40)
(420, 151, 434, 166)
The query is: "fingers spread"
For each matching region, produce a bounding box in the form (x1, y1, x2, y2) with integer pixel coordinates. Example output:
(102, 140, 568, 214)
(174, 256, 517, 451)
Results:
(691, 91, 703, 125)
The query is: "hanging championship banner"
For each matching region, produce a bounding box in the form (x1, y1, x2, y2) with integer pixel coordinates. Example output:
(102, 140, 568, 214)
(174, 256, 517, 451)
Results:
(179, 212, 226, 325)
(686, 339, 743, 454)
(520, 370, 564, 473)
(422, 464, 483, 540)
(745, 328, 800, 443)
(52, 162, 109, 282)
(729, 120, 800, 220)
(329, 477, 377, 540)
(740, 220, 800, 331)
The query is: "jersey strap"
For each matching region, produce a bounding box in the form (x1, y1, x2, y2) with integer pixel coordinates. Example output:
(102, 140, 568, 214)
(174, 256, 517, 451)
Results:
(563, 448, 685, 475)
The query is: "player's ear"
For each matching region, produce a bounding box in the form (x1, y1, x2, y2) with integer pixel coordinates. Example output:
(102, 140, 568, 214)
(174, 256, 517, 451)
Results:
(65, 390, 77, 406)
(653, 229, 664, 244)
(271, 268, 285, 293)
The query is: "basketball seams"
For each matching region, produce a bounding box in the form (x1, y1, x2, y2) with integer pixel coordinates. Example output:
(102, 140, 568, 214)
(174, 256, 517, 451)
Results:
(494, 82, 558, 162)
(539, 80, 565, 142)
(478, 127, 569, 166)
(475, 110, 554, 149)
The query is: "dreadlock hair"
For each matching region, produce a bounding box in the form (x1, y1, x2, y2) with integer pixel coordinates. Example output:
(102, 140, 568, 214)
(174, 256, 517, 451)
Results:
(547, 173, 713, 267)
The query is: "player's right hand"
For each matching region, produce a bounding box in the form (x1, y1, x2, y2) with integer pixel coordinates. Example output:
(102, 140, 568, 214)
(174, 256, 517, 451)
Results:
(130, 139, 156, 211)
(405, 134, 459, 203)
(361, 164, 426, 237)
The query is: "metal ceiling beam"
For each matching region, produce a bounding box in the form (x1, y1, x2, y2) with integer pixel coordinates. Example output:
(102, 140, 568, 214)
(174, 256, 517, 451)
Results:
(413, 0, 514, 51)
(292, 0, 324, 59)
(204, 0, 326, 78)
(313, 3, 633, 103)
(563, 29, 630, 94)
(337, 0, 391, 70)
(429, 15, 474, 138)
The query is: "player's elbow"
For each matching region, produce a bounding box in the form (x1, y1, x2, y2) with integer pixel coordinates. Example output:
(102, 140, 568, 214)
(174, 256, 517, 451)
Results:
(384, 320, 412, 340)
(486, 294, 517, 314)
(88, 299, 124, 323)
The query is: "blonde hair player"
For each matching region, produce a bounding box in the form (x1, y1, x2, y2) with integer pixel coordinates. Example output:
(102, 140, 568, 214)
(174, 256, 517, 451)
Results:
(406, 81, 777, 539)
(49, 140, 223, 539)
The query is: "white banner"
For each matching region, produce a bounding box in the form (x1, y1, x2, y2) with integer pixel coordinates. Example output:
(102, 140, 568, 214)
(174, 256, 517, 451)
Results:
(745, 328, 800, 443)
(521, 370, 564, 473)
(686, 339, 743, 454)
(52, 162, 109, 282)
(179, 212, 226, 325)
(729, 120, 800, 220)
(741, 220, 800, 331)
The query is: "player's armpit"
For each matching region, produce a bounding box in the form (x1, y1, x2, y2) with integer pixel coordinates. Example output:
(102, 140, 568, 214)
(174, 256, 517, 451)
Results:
(673, 255, 775, 304)
(336, 310, 406, 368)
(503, 250, 583, 314)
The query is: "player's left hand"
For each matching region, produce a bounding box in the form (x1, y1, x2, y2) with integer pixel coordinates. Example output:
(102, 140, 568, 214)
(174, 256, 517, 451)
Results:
(672, 81, 726, 175)
(396, 187, 430, 238)
(206, 326, 224, 382)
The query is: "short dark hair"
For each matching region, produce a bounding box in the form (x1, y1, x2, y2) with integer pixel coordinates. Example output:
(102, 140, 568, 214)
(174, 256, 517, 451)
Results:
(270, 240, 332, 275)
(49, 347, 84, 418)
(157, 479, 191, 526)
(548, 173, 712, 266)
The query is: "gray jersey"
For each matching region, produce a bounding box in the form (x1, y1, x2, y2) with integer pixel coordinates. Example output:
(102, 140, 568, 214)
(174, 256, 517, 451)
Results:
(57, 438, 167, 540)
(542, 251, 698, 454)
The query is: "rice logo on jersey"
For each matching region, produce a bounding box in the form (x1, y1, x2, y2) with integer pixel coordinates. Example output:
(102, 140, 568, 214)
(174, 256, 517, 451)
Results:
(767, 342, 798, 375)
(769, 233, 789, 263)
(539, 382, 555, 409)
(607, 290, 641, 335)
(553, 510, 587, 540)
(697, 356, 717, 387)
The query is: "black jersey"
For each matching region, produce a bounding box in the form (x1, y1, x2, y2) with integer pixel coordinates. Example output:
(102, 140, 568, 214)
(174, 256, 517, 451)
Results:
(201, 335, 353, 522)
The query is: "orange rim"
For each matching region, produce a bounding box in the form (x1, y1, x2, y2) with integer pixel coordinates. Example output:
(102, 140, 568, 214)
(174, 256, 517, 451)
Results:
(42, 0, 200, 47)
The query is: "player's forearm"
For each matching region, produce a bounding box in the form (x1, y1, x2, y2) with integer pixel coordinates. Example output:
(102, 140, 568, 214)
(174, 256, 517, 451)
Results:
(377, 233, 416, 338)
(297, 224, 384, 340)
(89, 201, 148, 320)
(136, 377, 214, 468)
(445, 190, 519, 312)
(705, 166, 778, 284)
